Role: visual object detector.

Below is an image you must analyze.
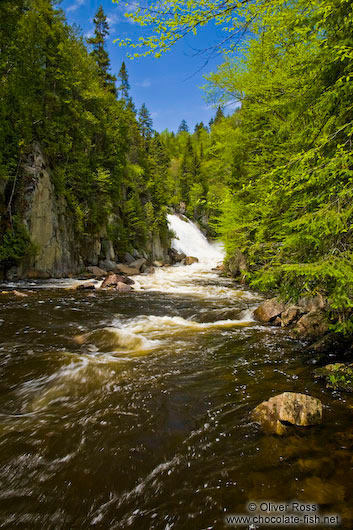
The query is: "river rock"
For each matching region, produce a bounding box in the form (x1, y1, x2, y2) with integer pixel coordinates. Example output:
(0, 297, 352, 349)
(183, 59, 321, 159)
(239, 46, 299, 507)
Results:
(13, 290, 28, 297)
(124, 252, 135, 265)
(252, 392, 323, 435)
(87, 266, 107, 278)
(281, 306, 303, 327)
(129, 258, 146, 271)
(76, 281, 97, 290)
(116, 282, 132, 292)
(101, 274, 126, 289)
(153, 261, 164, 267)
(294, 310, 329, 338)
(168, 248, 186, 263)
(253, 298, 286, 323)
(99, 259, 117, 272)
(313, 363, 353, 392)
(185, 256, 199, 265)
(114, 264, 140, 276)
(298, 293, 326, 312)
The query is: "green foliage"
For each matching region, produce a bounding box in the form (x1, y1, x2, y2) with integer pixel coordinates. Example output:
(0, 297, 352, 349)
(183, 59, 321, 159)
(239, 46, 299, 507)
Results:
(0, 218, 36, 268)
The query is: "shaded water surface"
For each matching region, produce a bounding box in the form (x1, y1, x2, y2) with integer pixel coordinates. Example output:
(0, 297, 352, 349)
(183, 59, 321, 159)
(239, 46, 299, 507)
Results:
(1, 263, 353, 529)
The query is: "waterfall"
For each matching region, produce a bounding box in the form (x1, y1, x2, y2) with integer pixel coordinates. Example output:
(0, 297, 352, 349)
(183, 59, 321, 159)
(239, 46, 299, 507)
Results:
(167, 214, 224, 264)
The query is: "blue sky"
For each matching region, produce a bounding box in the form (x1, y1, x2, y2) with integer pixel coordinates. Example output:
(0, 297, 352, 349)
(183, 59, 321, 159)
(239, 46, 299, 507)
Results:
(60, 0, 228, 132)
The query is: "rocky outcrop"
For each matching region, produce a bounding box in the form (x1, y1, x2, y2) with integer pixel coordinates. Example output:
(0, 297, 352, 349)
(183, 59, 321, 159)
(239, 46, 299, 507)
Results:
(252, 392, 323, 435)
(18, 144, 82, 278)
(7, 144, 171, 280)
(253, 294, 329, 341)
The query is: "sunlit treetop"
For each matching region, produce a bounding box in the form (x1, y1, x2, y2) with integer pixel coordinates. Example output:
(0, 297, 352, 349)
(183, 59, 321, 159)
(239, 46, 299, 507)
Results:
(111, 0, 274, 58)
(112, 0, 337, 59)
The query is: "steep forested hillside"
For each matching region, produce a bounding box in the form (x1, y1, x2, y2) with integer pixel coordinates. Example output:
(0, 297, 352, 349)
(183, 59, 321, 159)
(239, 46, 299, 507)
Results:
(0, 0, 172, 276)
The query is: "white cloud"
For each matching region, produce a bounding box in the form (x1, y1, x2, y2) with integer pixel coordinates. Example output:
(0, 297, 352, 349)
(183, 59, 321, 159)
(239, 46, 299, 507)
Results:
(67, 0, 85, 13)
(107, 13, 120, 29)
(135, 79, 152, 88)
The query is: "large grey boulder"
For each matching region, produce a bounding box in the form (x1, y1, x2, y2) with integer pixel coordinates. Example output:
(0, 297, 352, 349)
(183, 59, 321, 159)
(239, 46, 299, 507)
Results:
(252, 392, 323, 435)
(129, 258, 146, 271)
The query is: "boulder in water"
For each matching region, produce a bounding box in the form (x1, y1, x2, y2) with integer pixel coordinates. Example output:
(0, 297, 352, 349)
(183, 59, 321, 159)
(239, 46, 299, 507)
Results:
(153, 261, 164, 267)
(252, 392, 323, 435)
(185, 256, 199, 265)
(116, 282, 132, 292)
(168, 248, 186, 263)
(101, 274, 125, 289)
(253, 298, 286, 323)
(76, 281, 97, 290)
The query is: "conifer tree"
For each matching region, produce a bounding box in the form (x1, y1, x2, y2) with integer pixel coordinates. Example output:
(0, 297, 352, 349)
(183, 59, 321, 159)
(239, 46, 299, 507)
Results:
(214, 106, 224, 124)
(117, 61, 130, 100)
(87, 6, 116, 94)
(178, 119, 189, 133)
(138, 103, 153, 140)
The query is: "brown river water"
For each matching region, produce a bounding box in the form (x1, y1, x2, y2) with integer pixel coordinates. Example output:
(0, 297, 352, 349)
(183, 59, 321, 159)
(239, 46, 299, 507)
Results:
(0, 217, 353, 530)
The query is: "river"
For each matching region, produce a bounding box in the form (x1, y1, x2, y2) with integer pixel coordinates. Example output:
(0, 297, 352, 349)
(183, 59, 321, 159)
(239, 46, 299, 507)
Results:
(0, 215, 352, 529)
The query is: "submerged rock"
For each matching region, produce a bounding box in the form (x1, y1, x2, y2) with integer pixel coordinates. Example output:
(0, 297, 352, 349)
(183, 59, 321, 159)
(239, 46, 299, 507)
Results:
(313, 363, 353, 392)
(185, 256, 199, 265)
(252, 392, 323, 435)
(253, 298, 286, 323)
(13, 290, 29, 297)
(76, 281, 97, 290)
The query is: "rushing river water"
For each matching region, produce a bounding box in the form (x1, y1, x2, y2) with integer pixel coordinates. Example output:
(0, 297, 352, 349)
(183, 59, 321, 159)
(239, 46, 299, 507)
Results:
(0, 216, 353, 530)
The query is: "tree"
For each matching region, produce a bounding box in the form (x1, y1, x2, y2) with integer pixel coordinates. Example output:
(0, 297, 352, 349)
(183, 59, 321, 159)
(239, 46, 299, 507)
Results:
(178, 119, 189, 133)
(117, 61, 130, 100)
(138, 103, 153, 140)
(214, 106, 224, 124)
(87, 5, 116, 93)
